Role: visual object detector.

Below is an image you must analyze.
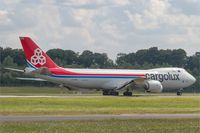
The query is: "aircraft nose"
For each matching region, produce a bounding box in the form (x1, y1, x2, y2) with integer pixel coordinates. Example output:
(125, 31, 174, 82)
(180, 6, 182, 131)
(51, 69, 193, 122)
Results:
(183, 69, 196, 87)
(187, 73, 196, 85)
(191, 75, 196, 85)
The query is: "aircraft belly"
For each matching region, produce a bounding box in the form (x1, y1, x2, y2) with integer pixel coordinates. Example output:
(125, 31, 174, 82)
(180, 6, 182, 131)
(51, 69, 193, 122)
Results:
(42, 76, 131, 90)
(162, 80, 183, 89)
(101, 79, 131, 89)
(39, 75, 184, 91)
(63, 78, 107, 89)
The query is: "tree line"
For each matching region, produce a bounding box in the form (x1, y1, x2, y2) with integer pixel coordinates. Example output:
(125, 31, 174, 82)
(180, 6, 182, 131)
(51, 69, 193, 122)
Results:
(0, 46, 199, 92)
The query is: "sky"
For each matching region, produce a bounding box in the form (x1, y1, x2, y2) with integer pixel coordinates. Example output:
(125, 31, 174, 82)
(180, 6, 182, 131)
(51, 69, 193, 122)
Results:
(0, 0, 200, 60)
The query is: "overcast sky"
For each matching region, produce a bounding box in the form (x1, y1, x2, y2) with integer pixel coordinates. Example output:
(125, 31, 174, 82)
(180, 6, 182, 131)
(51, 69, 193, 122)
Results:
(0, 0, 200, 60)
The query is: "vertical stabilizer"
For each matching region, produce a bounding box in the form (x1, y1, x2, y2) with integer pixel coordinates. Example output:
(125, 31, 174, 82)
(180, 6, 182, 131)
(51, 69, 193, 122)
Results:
(20, 37, 58, 68)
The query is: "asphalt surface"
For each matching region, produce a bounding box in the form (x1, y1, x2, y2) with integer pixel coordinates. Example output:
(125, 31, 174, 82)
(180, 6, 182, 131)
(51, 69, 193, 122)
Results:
(1, 114, 200, 121)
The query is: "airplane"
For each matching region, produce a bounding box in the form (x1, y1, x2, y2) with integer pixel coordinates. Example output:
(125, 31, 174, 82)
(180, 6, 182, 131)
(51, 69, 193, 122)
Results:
(6, 37, 196, 96)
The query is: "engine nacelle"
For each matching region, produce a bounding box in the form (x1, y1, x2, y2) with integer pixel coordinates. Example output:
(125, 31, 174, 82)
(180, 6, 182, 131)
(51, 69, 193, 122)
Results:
(144, 80, 163, 93)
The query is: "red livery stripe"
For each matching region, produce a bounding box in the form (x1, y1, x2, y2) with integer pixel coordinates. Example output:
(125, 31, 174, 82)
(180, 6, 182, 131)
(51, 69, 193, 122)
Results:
(49, 68, 145, 77)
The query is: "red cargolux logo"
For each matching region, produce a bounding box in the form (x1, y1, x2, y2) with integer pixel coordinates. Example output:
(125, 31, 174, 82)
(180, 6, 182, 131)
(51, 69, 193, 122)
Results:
(31, 48, 46, 65)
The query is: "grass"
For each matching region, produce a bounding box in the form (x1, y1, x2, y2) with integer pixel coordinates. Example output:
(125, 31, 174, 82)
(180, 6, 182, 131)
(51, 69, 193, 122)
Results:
(0, 86, 199, 96)
(0, 86, 69, 95)
(0, 119, 199, 133)
(0, 96, 200, 115)
(0, 87, 200, 115)
(0, 86, 104, 96)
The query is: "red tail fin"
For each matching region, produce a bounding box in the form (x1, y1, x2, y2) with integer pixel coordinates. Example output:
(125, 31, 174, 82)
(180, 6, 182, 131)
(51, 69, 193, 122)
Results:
(20, 37, 58, 68)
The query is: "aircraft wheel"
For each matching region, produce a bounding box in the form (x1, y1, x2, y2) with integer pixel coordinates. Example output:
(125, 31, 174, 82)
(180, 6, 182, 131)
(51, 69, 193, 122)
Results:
(177, 91, 182, 96)
(103, 90, 109, 95)
(114, 91, 119, 96)
(177, 89, 183, 96)
(123, 91, 132, 96)
(103, 90, 118, 96)
(110, 90, 119, 96)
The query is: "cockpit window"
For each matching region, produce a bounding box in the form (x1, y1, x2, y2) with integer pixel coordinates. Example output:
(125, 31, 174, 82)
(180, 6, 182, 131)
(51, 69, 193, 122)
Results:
(178, 70, 181, 72)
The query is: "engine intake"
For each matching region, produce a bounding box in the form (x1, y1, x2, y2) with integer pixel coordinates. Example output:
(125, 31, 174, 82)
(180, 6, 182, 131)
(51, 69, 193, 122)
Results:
(144, 80, 163, 93)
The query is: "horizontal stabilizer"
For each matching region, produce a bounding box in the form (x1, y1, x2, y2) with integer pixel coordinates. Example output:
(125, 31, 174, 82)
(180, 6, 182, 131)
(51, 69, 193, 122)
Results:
(4, 67, 24, 72)
(16, 77, 47, 81)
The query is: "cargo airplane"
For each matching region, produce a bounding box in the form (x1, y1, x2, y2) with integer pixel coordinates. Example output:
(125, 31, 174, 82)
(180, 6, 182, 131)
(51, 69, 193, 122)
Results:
(6, 37, 196, 96)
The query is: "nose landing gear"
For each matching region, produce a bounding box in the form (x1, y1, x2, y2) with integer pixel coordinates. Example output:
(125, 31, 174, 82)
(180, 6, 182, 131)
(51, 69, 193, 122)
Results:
(177, 89, 183, 96)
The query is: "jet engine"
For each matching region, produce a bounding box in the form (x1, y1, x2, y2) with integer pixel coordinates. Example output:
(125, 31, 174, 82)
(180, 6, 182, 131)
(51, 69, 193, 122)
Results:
(144, 80, 163, 93)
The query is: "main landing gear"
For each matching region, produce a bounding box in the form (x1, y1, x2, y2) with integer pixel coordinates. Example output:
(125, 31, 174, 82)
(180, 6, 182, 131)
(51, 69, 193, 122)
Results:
(177, 89, 183, 96)
(102, 89, 119, 96)
(102, 89, 133, 96)
(123, 89, 132, 96)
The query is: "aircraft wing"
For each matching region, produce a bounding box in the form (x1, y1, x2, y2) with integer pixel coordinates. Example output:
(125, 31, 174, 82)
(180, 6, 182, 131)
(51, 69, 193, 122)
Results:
(116, 78, 145, 90)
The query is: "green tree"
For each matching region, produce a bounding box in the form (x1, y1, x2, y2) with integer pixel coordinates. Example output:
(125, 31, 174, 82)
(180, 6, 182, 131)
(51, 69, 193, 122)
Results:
(2, 56, 17, 67)
(170, 49, 187, 67)
(63, 50, 78, 65)
(0, 47, 3, 63)
(11, 49, 26, 66)
(78, 50, 94, 68)
(135, 49, 148, 65)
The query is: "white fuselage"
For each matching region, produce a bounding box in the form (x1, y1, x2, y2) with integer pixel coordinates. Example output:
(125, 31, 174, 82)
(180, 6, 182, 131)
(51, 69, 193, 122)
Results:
(37, 67, 196, 91)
